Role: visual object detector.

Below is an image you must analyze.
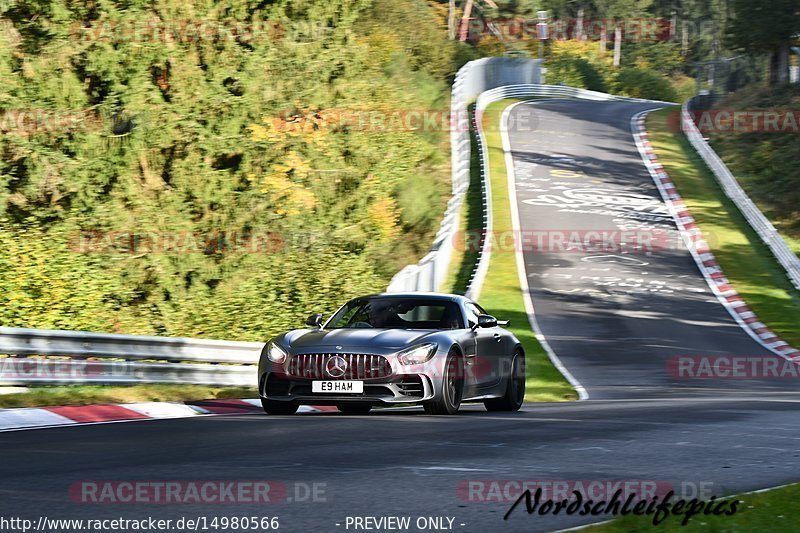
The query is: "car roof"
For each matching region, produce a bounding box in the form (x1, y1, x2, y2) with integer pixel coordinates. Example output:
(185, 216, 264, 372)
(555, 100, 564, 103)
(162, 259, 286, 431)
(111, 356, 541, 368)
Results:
(350, 292, 470, 303)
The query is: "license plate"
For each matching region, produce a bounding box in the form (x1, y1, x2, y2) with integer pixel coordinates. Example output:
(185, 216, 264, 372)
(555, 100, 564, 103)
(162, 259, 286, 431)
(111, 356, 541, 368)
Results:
(312, 380, 364, 393)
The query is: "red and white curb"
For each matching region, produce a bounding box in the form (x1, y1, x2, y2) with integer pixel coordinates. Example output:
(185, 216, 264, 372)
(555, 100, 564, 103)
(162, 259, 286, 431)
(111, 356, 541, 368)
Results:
(0, 400, 336, 433)
(631, 110, 800, 362)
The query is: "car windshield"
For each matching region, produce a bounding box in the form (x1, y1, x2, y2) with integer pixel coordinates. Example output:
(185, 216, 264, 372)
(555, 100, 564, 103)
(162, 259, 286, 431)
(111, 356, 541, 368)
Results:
(327, 297, 464, 330)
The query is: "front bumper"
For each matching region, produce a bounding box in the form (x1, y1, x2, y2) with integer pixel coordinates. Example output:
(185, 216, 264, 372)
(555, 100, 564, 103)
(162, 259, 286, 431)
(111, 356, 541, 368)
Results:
(259, 371, 435, 405)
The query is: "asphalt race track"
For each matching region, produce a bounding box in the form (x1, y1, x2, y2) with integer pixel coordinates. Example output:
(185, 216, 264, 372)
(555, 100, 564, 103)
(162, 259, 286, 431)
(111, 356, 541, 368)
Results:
(1, 100, 798, 533)
(507, 99, 792, 399)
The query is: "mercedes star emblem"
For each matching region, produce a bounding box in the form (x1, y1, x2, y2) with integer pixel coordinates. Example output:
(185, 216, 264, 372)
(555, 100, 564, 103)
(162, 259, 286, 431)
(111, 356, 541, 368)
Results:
(325, 355, 348, 378)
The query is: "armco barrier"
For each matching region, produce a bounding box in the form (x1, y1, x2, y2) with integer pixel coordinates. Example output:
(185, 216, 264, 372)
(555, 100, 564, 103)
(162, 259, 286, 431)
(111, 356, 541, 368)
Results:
(682, 97, 800, 291)
(387, 58, 542, 297)
(0, 327, 261, 386)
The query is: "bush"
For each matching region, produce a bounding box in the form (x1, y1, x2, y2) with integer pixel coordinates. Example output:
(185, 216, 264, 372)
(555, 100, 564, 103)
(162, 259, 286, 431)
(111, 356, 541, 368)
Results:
(615, 67, 679, 102)
(0, 0, 456, 339)
(708, 84, 800, 235)
(546, 56, 608, 92)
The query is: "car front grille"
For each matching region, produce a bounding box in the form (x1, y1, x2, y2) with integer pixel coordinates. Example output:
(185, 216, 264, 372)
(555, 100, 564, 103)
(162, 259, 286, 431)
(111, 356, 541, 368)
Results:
(288, 353, 392, 380)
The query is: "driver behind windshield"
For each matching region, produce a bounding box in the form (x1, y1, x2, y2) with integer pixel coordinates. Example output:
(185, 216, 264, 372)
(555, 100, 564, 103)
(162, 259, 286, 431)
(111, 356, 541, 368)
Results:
(329, 298, 463, 330)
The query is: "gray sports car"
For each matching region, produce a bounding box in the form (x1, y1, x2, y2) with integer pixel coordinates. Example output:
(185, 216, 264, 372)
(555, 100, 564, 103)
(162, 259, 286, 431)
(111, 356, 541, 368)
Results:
(258, 292, 525, 415)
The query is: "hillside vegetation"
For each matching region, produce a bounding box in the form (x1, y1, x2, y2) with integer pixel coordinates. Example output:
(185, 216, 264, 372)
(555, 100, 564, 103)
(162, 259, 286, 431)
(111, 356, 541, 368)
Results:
(706, 84, 800, 252)
(0, 0, 461, 340)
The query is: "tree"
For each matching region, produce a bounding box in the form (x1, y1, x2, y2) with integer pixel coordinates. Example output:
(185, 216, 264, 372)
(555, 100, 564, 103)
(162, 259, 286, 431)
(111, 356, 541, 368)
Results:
(727, 0, 800, 84)
(593, 0, 654, 66)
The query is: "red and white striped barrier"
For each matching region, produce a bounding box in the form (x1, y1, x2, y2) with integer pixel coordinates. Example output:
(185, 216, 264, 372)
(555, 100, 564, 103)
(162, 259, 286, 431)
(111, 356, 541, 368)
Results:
(0, 400, 334, 433)
(632, 110, 799, 362)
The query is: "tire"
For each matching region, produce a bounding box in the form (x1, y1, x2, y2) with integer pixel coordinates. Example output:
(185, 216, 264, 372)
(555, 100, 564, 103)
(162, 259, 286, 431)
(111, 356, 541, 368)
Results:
(423, 350, 464, 415)
(484, 351, 525, 412)
(337, 403, 372, 415)
(261, 399, 299, 415)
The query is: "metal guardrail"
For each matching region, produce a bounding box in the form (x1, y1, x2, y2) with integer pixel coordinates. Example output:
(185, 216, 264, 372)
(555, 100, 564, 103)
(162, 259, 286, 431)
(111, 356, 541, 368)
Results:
(0, 327, 262, 386)
(682, 98, 800, 291)
(387, 58, 542, 297)
(0, 359, 255, 386)
(476, 84, 675, 106)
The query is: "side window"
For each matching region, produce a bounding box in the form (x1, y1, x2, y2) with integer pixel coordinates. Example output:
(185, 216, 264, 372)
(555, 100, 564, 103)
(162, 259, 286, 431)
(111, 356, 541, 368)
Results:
(464, 303, 482, 328)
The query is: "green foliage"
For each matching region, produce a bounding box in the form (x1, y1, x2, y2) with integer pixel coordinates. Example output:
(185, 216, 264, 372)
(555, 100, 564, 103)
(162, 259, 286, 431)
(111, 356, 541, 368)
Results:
(615, 67, 678, 101)
(0, 0, 460, 340)
(726, 0, 800, 52)
(707, 84, 800, 238)
(547, 55, 608, 92)
(624, 42, 684, 76)
(545, 40, 614, 92)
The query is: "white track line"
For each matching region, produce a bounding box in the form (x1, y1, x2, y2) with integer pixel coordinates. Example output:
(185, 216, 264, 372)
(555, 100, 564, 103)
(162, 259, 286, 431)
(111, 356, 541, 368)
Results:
(500, 100, 589, 400)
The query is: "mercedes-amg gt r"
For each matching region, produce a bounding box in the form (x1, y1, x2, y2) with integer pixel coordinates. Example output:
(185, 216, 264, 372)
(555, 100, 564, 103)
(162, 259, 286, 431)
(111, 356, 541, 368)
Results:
(258, 293, 525, 415)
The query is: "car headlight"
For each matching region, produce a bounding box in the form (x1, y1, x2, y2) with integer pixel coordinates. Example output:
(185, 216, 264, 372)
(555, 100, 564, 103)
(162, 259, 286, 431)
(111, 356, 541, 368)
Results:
(266, 342, 288, 364)
(397, 343, 437, 365)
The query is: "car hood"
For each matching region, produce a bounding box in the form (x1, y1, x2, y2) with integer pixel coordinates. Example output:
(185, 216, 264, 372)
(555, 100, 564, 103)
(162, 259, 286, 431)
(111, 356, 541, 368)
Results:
(283, 328, 439, 353)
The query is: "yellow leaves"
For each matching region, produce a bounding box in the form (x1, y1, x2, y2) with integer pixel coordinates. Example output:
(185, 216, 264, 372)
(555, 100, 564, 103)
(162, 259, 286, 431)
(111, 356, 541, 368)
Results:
(249, 108, 340, 161)
(272, 150, 311, 175)
(248, 122, 284, 143)
(360, 32, 402, 68)
(249, 108, 333, 145)
(367, 196, 400, 241)
(21, 60, 34, 79)
(550, 40, 610, 64)
(253, 150, 317, 216)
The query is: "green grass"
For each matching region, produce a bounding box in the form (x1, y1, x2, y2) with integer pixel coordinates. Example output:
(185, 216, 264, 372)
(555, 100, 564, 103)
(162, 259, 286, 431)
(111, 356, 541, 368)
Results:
(0, 384, 257, 409)
(475, 100, 577, 403)
(443, 105, 484, 295)
(782, 234, 800, 257)
(647, 108, 800, 347)
(587, 483, 800, 531)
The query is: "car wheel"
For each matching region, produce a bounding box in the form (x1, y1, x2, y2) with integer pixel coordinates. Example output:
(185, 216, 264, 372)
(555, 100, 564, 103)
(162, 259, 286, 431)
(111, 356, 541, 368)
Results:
(423, 350, 463, 415)
(484, 351, 525, 412)
(261, 399, 299, 415)
(337, 403, 372, 415)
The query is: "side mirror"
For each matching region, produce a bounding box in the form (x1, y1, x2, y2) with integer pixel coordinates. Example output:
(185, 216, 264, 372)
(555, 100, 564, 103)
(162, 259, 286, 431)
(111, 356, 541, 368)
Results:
(476, 314, 498, 329)
(305, 313, 323, 328)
